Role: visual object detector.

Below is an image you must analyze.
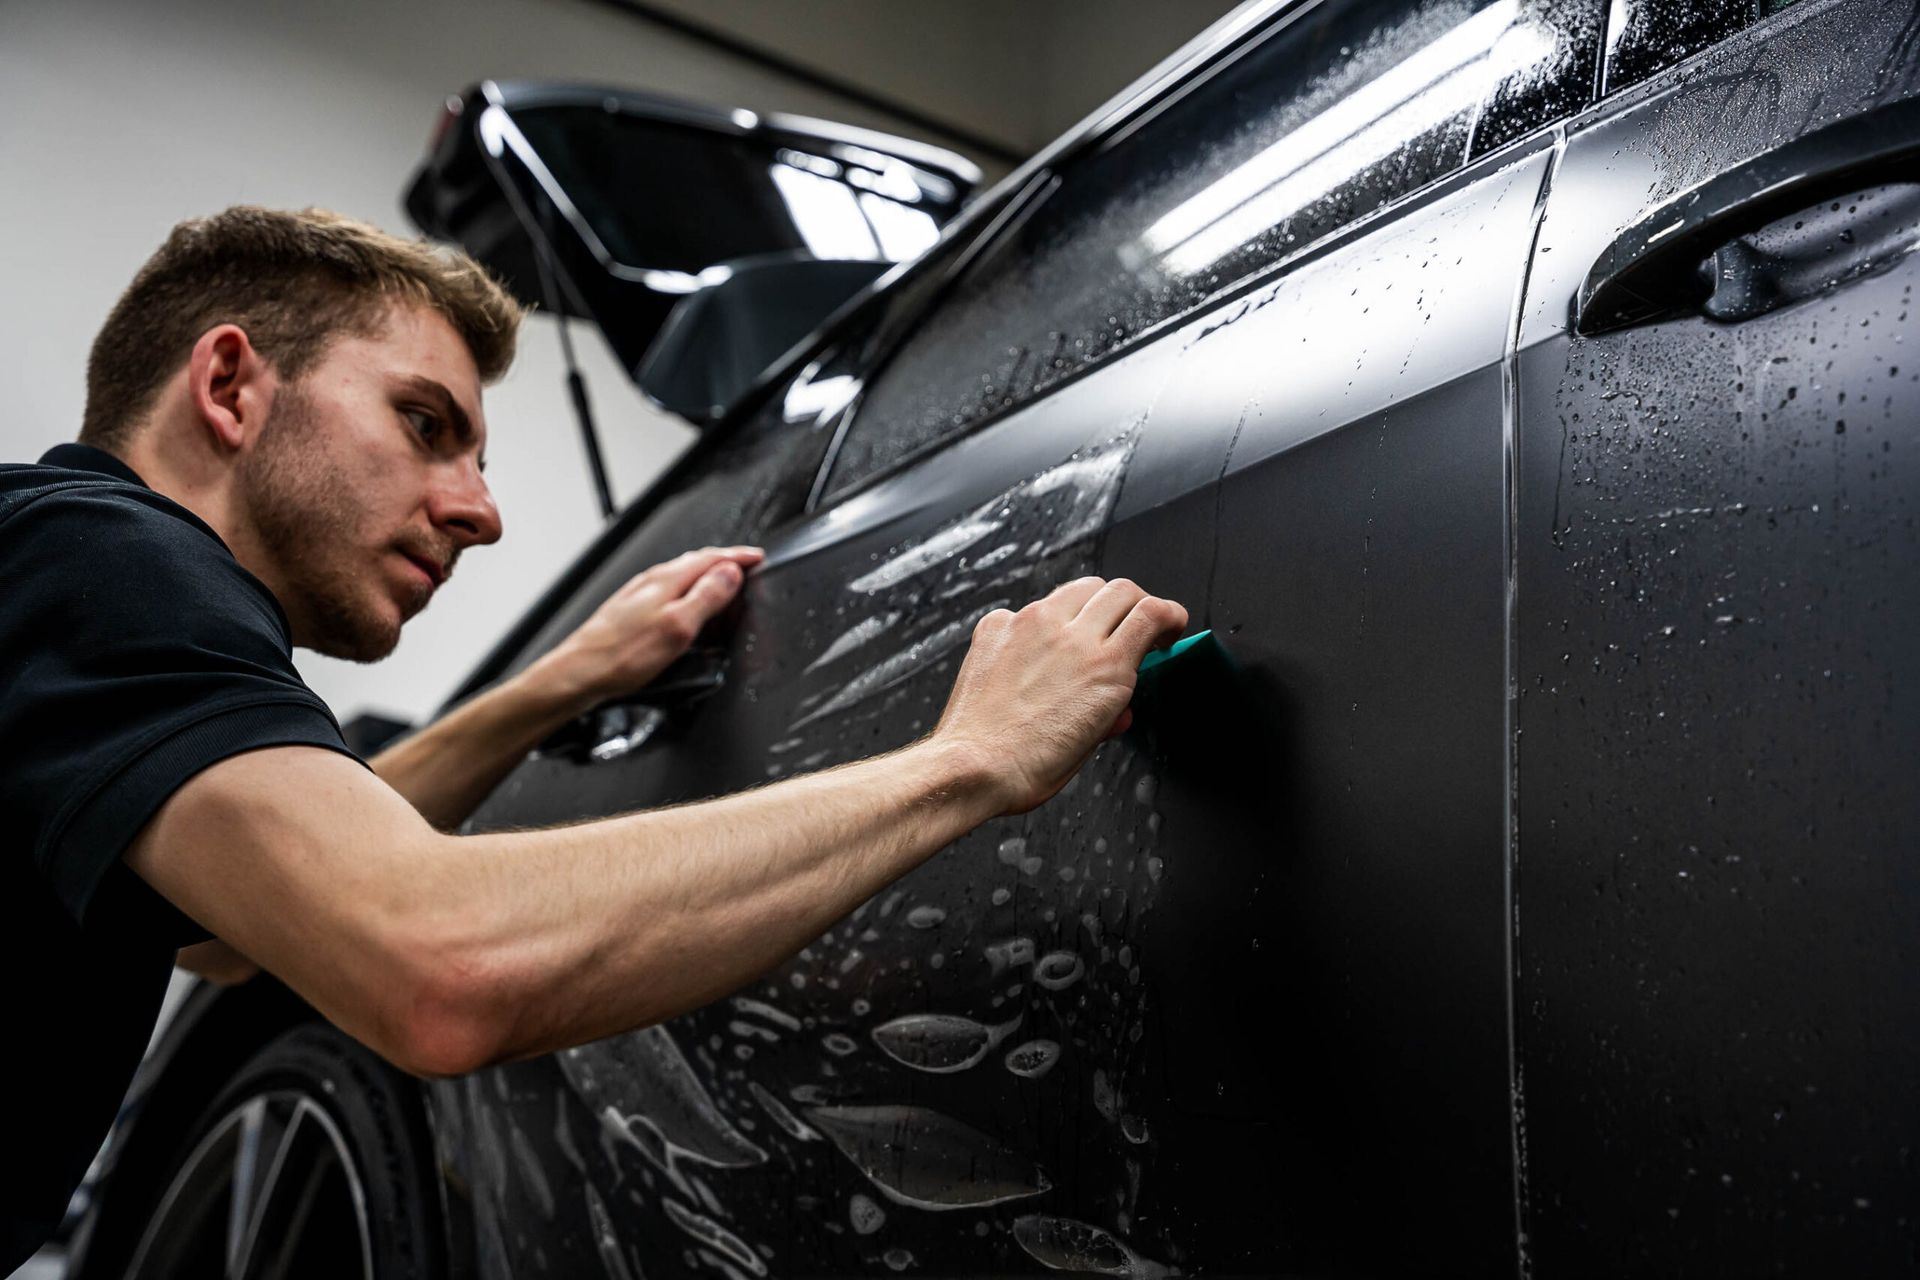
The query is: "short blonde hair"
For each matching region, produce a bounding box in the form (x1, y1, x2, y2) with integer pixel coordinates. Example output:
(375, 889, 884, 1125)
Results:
(82, 206, 525, 449)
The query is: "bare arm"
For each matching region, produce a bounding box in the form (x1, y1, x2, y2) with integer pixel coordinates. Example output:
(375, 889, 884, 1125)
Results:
(132, 577, 1185, 1076)
(173, 545, 762, 985)
(371, 545, 763, 829)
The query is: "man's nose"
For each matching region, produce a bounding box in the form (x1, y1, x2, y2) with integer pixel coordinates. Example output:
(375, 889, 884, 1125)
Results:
(431, 461, 503, 548)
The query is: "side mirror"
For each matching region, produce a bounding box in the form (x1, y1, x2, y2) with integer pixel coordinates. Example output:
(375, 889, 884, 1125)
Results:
(405, 81, 980, 424)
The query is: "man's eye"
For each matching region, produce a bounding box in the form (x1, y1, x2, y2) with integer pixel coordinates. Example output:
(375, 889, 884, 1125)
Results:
(403, 408, 440, 440)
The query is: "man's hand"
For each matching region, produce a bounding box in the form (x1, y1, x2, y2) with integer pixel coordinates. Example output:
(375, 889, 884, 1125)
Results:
(933, 576, 1188, 814)
(540, 545, 763, 708)
(373, 545, 763, 829)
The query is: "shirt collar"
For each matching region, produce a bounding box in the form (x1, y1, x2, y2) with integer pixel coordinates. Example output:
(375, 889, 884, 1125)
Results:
(39, 442, 149, 488)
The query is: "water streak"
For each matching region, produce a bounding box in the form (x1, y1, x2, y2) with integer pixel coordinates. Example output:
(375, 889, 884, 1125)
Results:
(584, 1184, 641, 1280)
(850, 515, 1005, 594)
(749, 1081, 820, 1142)
(662, 1198, 768, 1276)
(791, 605, 1005, 730)
(730, 997, 802, 1033)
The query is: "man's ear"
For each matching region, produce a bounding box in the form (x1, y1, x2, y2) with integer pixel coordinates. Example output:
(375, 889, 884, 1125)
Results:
(187, 324, 276, 452)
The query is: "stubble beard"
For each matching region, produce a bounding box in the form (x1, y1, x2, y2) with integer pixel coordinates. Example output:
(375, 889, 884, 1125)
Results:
(240, 385, 419, 663)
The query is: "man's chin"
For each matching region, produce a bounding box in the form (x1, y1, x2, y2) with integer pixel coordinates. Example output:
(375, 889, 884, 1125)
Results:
(307, 625, 401, 664)
(301, 602, 404, 663)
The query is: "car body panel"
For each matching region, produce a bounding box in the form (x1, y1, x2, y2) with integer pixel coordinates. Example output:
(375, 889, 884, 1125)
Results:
(1511, 0, 1920, 1271)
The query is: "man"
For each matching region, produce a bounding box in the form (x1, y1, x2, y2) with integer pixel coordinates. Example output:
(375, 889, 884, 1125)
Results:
(0, 207, 1187, 1266)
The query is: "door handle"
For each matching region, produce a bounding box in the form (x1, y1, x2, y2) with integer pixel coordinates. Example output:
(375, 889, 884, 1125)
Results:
(1576, 97, 1920, 335)
(537, 646, 729, 763)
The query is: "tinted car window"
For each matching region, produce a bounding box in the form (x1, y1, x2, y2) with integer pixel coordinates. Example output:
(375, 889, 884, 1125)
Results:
(822, 0, 1576, 501)
(1602, 0, 1806, 94)
(511, 106, 956, 272)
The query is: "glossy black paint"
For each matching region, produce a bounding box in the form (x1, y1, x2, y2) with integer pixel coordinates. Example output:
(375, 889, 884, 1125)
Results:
(1578, 95, 1920, 335)
(1513, 0, 1920, 1271)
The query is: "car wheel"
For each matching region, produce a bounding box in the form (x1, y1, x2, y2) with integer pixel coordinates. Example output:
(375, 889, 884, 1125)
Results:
(121, 1023, 444, 1280)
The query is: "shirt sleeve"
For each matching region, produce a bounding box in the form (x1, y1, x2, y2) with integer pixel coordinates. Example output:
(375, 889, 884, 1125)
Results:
(0, 485, 364, 941)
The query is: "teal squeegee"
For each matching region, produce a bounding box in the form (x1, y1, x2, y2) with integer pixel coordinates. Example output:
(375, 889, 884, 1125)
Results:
(1138, 629, 1215, 674)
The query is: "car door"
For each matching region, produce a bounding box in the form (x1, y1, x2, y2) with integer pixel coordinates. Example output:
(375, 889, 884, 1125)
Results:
(1510, 0, 1920, 1273)
(444, 2, 1603, 1275)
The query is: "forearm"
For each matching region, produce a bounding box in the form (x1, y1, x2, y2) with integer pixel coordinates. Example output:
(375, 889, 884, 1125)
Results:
(176, 937, 259, 985)
(371, 651, 594, 829)
(428, 737, 1001, 1065)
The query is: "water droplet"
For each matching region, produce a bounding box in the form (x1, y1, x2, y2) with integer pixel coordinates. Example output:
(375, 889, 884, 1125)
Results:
(824, 1032, 859, 1057)
(1133, 774, 1158, 805)
(986, 936, 1037, 975)
(749, 1082, 820, 1142)
(906, 905, 947, 929)
(871, 1012, 1021, 1073)
(997, 836, 1029, 865)
(849, 1192, 887, 1235)
(991, 887, 1013, 906)
(1034, 951, 1086, 991)
(884, 1247, 916, 1271)
(808, 1103, 1052, 1209)
(730, 997, 801, 1033)
(1121, 1114, 1150, 1145)
(1004, 1038, 1062, 1078)
(1012, 1214, 1168, 1277)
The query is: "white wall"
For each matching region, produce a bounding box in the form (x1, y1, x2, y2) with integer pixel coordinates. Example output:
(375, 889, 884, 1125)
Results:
(0, 0, 1002, 725)
(640, 0, 1243, 154)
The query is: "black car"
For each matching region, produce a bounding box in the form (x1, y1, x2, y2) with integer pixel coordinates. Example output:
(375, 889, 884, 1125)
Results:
(66, 0, 1920, 1275)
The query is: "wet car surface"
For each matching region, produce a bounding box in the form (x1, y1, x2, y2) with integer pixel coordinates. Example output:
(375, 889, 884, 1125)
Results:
(69, 1, 1918, 1276)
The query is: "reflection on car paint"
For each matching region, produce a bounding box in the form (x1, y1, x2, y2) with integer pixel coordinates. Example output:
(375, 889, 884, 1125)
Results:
(561, 1028, 769, 1170)
(803, 610, 902, 672)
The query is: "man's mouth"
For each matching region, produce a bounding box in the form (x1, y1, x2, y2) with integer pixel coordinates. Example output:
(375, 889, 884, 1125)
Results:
(399, 551, 445, 589)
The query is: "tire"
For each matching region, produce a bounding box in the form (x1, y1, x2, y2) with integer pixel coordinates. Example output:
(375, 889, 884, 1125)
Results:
(120, 1023, 445, 1280)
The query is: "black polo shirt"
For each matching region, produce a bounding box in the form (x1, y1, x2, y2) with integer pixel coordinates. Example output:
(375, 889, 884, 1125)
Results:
(1, 443, 359, 1270)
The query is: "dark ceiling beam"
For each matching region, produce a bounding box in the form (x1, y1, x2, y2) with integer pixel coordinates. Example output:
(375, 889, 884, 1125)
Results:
(595, 0, 1028, 167)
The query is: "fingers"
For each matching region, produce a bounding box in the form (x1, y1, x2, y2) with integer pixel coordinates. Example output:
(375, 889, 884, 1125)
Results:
(1111, 595, 1190, 664)
(1071, 578, 1148, 637)
(667, 560, 747, 629)
(1036, 575, 1108, 619)
(645, 546, 764, 597)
